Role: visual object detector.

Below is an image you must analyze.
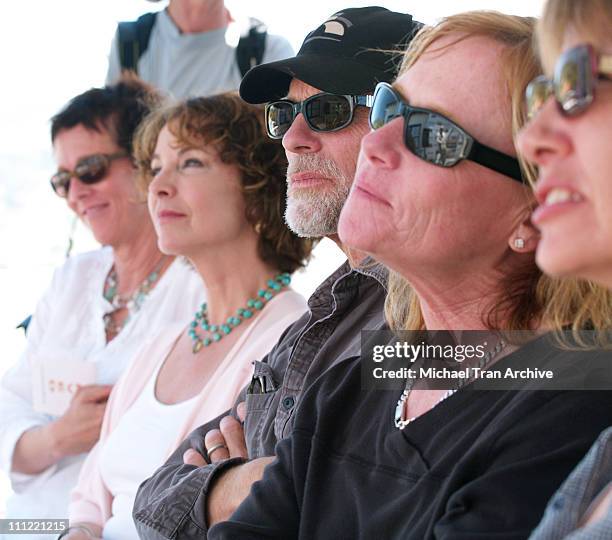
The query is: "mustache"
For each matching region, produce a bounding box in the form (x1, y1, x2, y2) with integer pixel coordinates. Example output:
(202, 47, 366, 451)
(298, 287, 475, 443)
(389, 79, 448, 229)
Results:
(286, 154, 345, 180)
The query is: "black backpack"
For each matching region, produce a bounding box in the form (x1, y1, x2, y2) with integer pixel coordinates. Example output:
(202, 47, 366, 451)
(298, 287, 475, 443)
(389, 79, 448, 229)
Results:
(117, 13, 268, 78)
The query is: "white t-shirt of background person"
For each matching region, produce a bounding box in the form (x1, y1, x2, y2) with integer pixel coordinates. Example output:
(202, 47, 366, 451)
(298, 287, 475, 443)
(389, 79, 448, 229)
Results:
(106, 9, 294, 99)
(0, 247, 204, 537)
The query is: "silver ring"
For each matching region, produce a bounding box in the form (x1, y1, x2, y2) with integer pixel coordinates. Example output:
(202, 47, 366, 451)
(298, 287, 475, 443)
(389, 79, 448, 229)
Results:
(207, 443, 228, 457)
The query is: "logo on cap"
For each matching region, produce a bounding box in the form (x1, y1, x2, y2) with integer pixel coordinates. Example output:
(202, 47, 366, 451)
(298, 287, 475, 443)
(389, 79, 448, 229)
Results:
(305, 12, 353, 43)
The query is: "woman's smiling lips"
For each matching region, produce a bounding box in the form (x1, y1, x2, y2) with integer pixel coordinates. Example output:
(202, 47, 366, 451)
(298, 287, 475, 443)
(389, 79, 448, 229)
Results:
(533, 181, 585, 226)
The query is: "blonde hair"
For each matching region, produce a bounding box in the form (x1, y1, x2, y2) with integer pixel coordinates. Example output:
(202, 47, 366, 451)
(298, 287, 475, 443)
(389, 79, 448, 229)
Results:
(384, 11, 612, 342)
(537, 0, 612, 74)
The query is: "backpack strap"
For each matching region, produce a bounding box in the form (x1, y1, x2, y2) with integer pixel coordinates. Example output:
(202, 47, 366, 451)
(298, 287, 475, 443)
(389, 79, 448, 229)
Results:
(236, 18, 268, 78)
(118, 12, 158, 74)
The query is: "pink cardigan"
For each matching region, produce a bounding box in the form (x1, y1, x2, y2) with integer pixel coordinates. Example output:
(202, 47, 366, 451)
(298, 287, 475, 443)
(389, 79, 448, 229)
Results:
(68, 290, 306, 527)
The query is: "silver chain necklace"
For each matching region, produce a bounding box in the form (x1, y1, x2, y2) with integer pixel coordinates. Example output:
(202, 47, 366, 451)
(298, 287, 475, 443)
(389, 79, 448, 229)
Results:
(394, 339, 506, 430)
(102, 257, 167, 336)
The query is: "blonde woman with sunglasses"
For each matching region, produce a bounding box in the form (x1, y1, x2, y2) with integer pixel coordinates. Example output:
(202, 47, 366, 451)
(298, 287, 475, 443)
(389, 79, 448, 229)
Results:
(0, 77, 203, 532)
(518, 0, 612, 537)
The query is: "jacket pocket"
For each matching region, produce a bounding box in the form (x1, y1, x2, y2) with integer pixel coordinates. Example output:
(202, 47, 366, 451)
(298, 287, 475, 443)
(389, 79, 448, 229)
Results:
(245, 388, 279, 458)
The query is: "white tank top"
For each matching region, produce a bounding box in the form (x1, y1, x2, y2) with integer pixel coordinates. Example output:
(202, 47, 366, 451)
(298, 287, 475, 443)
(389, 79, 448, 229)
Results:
(99, 356, 198, 540)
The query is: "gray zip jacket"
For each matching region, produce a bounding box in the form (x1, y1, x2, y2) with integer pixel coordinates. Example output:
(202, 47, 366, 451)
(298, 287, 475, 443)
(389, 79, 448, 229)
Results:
(133, 260, 387, 539)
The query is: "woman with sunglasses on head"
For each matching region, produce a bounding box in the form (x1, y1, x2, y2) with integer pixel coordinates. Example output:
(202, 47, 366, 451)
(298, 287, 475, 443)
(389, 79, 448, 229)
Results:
(209, 12, 612, 540)
(59, 93, 311, 540)
(517, 1, 612, 538)
(0, 77, 204, 530)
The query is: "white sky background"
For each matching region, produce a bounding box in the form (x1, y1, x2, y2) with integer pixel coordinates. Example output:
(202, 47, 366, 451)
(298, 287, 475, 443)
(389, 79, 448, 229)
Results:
(0, 0, 544, 515)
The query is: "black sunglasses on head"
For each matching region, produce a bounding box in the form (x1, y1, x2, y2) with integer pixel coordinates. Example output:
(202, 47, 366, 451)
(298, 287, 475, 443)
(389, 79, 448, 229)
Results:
(50, 151, 129, 198)
(265, 93, 373, 139)
(526, 43, 612, 119)
(369, 82, 524, 182)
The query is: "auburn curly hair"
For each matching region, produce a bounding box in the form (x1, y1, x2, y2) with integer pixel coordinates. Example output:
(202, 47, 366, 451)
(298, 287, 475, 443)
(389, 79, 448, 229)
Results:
(134, 92, 314, 273)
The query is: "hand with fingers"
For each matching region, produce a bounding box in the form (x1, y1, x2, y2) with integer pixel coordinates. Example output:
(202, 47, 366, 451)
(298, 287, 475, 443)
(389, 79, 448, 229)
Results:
(12, 384, 112, 475)
(183, 402, 248, 466)
(181, 401, 275, 526)
(51, 384, 113, 456)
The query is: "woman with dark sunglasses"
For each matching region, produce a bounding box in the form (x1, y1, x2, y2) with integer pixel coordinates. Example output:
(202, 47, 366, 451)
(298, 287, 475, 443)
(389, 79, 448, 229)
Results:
(517, 1, 612, 538)
(209, 12, 612, 540)
(0, 77, 204, 530)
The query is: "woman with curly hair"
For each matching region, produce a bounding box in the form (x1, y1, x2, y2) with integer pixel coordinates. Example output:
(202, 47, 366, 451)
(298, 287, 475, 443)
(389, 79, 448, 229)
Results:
(61, 93, 313, 540)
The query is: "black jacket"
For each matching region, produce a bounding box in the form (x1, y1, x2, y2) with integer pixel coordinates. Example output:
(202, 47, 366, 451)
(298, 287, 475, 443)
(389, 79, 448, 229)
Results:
(210, 336, 612, 539)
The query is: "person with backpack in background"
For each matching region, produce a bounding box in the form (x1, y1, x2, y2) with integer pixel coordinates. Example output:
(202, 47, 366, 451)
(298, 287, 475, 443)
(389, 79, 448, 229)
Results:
(105, 0, 294, 98)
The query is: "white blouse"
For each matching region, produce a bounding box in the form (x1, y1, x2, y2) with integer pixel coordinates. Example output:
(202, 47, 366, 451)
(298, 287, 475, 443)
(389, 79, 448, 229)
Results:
(0, 247, 204, 525)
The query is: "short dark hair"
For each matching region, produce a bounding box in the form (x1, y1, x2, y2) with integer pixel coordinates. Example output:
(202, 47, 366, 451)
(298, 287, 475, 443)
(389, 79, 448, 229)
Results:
(50, 74, 162, 157)
(134, 92, 315, 273)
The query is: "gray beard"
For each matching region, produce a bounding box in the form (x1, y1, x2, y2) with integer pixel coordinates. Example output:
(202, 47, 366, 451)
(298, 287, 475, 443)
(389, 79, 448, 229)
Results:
(284, 181, 351, 237)
(285, 154, 352, 238)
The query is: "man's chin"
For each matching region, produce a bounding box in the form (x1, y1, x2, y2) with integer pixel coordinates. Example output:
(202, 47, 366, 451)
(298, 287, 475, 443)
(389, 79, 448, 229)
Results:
(285, 204, 338, 238)
(287, 186, 331, 199)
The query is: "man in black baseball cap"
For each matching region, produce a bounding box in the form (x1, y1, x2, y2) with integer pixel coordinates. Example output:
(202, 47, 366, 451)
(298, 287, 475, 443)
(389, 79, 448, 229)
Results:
(240, 6, 420, 239)
(133, 9, 420, 539)
(241, 6, 419, 102)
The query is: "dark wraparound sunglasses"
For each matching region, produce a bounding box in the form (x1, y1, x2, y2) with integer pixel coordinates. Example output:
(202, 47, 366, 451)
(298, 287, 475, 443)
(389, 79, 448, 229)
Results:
(50, 152, 129, 198)
(526, 44, 612, 119)
(265, 93, 373, 139)
(369, 82, 524, 183)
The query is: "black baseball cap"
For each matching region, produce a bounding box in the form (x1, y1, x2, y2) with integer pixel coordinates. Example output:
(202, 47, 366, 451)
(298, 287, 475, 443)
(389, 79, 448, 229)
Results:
(239, 7, 421, 104)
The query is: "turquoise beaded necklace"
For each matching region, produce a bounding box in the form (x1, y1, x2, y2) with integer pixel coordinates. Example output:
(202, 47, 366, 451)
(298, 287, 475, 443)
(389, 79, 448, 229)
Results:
(188, 272, 291, 353)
